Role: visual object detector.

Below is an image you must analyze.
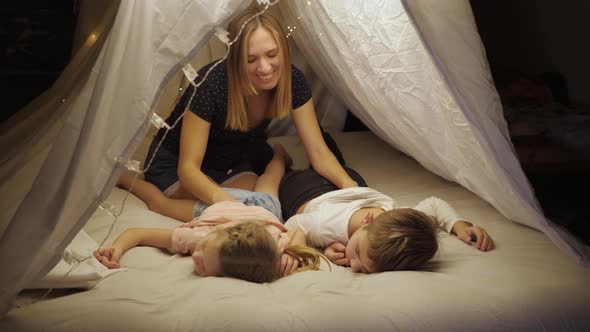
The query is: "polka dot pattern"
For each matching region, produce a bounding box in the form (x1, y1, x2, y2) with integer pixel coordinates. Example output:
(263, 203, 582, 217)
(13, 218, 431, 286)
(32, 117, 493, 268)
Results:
(147, 60, 311, 180)
(158, 60, 311, 154)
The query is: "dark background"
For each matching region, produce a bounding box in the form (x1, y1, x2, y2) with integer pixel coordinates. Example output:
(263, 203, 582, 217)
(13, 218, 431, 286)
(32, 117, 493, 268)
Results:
(0, 0, 76, 122)
(1, 1, 589, 244)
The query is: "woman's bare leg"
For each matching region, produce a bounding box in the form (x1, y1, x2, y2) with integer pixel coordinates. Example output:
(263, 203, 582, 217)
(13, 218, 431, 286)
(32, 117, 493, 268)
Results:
(222, 173, 259, 191)
(254, 144, 292, 197)
(117, 173, 195, 222)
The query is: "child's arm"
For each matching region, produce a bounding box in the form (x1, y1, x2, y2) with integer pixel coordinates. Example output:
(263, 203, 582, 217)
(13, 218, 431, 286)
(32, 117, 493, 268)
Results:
(415, 197, 495, 252)
(277, 230, 306, 276)
(451, 220, 494, 251)
(94, 228, 173, 269)
(287, 229, 307, 247)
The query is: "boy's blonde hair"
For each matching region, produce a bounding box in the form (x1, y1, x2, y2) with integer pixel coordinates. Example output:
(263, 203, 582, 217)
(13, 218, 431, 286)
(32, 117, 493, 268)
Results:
(366, 208, 441, 272)
(226, 7, 292, 131)
(218, 222, 322, 283)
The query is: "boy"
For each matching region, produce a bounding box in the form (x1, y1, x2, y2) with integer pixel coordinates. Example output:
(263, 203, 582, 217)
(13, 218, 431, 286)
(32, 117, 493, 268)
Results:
(280, 168, 495, 273)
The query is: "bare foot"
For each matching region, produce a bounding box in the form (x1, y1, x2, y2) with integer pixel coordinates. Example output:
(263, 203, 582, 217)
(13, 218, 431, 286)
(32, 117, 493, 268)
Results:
(273, 143, 293, 168)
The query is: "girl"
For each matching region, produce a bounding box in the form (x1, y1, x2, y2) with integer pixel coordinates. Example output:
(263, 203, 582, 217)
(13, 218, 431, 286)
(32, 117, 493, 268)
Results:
(97, 146, 324, 282)
(94, 203, 322, 283)
(143, 6, 357, 210)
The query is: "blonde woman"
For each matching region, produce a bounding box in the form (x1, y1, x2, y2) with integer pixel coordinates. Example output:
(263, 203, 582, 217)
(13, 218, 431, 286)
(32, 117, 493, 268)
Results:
(143, 7, 357, 209)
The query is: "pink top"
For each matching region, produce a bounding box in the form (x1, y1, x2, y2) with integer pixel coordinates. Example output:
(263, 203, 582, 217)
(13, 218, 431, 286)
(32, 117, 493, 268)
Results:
(170, 201, 291, 254)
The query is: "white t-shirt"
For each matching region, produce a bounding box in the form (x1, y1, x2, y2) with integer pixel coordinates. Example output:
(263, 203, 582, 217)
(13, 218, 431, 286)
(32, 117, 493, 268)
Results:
(283, 187, 462, 248)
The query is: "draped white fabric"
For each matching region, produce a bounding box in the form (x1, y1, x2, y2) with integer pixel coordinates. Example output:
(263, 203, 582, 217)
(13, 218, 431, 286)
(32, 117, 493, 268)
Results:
(278, 0, 589, 265)
(0, 2, 121, 232)
(1, 0, 589, 317)
(0, 0, 248, 315)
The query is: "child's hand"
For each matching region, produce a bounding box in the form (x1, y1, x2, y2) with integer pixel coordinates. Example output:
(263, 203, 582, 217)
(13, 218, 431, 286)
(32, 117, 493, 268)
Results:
(277, 253, 300, 277)
(454, 223, 495, 252)
(323, 242, 348, 266)
(94, 247, 123, 269)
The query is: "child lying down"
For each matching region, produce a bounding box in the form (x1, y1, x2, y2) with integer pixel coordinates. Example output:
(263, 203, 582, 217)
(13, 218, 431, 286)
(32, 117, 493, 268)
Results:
(96, 145, 325, 283)
(279, 168, 495, 273)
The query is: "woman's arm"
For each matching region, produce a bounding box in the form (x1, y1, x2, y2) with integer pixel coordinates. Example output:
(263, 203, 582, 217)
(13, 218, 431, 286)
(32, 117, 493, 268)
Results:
(178, 110, 234, 204)
(292, 99, 357, 188)
(94, 228, 173, 269)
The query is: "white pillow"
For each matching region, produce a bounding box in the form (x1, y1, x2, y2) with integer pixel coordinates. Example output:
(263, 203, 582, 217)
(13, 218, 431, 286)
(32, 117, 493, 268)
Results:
(26, 230, 126, 289)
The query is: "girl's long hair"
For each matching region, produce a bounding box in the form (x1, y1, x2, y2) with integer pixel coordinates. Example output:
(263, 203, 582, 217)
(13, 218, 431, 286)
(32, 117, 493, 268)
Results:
(218, 222, 325, 283)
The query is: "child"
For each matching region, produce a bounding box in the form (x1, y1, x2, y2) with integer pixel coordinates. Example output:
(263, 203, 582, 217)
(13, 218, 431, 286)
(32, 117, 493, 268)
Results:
(96, 145, 323, 282)
(280, 168, 495, 273)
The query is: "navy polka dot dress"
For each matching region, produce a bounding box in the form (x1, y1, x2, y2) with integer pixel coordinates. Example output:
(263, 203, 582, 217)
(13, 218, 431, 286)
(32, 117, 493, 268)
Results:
(144, 60, 312, 192)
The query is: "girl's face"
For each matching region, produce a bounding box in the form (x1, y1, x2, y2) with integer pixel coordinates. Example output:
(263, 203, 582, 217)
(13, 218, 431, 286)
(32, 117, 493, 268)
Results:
(246, 26, 281, 92)
(192, 231, 224, 277)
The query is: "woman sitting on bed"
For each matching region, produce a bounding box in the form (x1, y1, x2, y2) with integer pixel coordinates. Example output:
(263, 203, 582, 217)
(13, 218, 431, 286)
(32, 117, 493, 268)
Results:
(279, 168, 495, 274)
(141, 6, 357, 216)
(96, 145, 324, 283)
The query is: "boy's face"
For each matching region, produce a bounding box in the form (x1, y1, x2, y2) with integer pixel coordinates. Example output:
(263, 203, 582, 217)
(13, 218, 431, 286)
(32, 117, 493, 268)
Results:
(346, 227, 376, 274)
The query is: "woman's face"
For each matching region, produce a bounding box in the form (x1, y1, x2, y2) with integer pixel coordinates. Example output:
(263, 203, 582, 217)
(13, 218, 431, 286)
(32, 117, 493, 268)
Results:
(246, 26, 281, 92)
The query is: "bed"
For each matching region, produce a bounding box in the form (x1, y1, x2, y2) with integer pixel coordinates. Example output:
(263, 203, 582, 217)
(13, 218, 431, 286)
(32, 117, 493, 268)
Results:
(2, 131, 590, 331)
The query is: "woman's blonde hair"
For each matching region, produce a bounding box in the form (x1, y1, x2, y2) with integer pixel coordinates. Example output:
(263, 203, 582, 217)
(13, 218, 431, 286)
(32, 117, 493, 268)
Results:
(226, 7, 292, 131)
(365, 208, 442, 272)
(217, 221, 323, 283)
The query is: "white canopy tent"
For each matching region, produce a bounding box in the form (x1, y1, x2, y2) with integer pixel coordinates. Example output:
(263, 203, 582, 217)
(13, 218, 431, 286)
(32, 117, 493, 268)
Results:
(1, 0, 589, 317)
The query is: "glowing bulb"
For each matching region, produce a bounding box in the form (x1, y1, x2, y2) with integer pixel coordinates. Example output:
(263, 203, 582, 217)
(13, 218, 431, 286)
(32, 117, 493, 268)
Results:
(62, 98, 66, 102)
(307, 1, 311, 5)
(88, 33, 97, 43)
(179, 87, 183, 91)
(297, 16, 301, 20)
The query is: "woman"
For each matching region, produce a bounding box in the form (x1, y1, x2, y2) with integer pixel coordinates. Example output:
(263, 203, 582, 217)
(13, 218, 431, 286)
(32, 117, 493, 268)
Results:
(144, 7, 357, 207)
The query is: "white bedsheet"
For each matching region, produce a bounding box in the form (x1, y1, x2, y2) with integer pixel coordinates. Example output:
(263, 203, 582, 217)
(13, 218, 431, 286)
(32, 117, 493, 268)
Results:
(2, 132, 589, 331)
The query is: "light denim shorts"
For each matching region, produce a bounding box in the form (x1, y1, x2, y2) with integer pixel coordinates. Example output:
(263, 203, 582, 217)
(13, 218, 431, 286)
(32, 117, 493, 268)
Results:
(192, 188, 282, 222)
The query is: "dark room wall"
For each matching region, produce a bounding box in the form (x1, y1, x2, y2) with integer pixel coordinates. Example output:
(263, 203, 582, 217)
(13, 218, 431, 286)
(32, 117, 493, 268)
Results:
(471, 0, 590, 106)
(0, 1, 76, 122)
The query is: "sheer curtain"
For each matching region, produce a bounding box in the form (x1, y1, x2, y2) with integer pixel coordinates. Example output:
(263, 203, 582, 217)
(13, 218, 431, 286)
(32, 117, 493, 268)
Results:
(0, 2, 121, 234)
(0, 0, 249, 315)
(278, 0, 589, 266)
